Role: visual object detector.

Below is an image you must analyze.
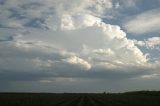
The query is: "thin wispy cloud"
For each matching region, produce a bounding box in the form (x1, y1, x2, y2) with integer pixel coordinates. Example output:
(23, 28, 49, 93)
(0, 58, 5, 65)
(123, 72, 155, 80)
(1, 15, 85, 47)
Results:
(123, 8, 160, 35)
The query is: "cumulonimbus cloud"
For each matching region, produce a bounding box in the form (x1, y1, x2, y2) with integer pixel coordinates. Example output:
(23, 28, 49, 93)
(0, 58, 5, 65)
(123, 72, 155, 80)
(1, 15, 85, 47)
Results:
(0, 0, 159, 83)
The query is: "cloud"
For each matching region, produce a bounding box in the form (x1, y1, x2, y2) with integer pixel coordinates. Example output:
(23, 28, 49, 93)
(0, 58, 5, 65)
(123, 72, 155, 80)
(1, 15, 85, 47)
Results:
(118, 0, 137, 8)
(146, 37, 160, 48)
(63, 56, 91, 70)
(92, 48, 115, 56)
(112, 0, 138, 11)
(0, 0, 160, 92)
(0, 1, 148, 67)
(0, 27, 151, 83)
(123, 8, 160, 34)
(0, 0, 113, 29)
(134, 37, 160, 48)
(140, 74, 160, 79)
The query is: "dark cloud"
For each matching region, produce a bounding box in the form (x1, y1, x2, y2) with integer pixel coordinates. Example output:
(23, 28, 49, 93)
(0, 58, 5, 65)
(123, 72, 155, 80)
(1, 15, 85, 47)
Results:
(0, 64, 156, 83)
(0, 0, 5, 5)
(0, 70, 52, 82)
(0, 36, 14, 42)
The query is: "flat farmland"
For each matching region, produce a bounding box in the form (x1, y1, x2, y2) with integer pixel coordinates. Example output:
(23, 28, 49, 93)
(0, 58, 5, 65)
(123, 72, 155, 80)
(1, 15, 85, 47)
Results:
(0, 91, 160, 106)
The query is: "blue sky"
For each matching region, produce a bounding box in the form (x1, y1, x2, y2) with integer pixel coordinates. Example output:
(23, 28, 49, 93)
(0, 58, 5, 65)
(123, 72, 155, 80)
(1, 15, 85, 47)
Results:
(0, 0, 160, 93)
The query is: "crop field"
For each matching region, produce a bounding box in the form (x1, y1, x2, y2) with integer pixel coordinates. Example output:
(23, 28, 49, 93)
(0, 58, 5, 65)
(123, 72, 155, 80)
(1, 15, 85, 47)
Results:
(0, 91, 160, 106)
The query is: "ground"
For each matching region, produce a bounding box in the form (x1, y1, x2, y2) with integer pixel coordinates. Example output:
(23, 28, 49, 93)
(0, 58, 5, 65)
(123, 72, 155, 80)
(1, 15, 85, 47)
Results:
(0, 91, 160, 106)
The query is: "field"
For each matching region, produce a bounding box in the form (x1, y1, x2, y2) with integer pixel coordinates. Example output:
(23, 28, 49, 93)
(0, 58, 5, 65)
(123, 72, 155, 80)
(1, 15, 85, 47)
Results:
(0, 91, 160, 106)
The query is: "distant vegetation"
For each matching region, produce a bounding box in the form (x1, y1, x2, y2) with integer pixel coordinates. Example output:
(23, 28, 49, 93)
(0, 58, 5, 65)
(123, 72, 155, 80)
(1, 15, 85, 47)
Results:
(0, 91, 160, 106)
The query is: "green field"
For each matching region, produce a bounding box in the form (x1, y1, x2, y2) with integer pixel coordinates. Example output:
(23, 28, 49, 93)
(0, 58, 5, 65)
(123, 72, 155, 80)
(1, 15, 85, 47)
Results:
(0, 91, 160, 106)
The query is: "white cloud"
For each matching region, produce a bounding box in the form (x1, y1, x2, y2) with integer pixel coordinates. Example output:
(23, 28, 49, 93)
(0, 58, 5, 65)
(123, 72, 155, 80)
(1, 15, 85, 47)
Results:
(39, 80, 52, 83)
(33, 58, 54, 68)
(63, 56, 91, 70)
(140, 74, 160, 79)
(0, 0, 113, 29)
(115, 2, 120, 8)
(113, 0, 137, 10)
(133, 40, 146, 47)
(92, 48, 115, 56)
(134, 37, 160, 48)
(146, 37, 160, 48)
(123, 8, 160, 34)
(60, 14, 102, 30)
(0, 0, 159, 84)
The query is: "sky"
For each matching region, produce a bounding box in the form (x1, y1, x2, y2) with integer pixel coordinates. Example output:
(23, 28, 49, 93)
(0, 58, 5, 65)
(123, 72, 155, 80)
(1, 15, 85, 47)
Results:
(0, 0, 160, 93)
